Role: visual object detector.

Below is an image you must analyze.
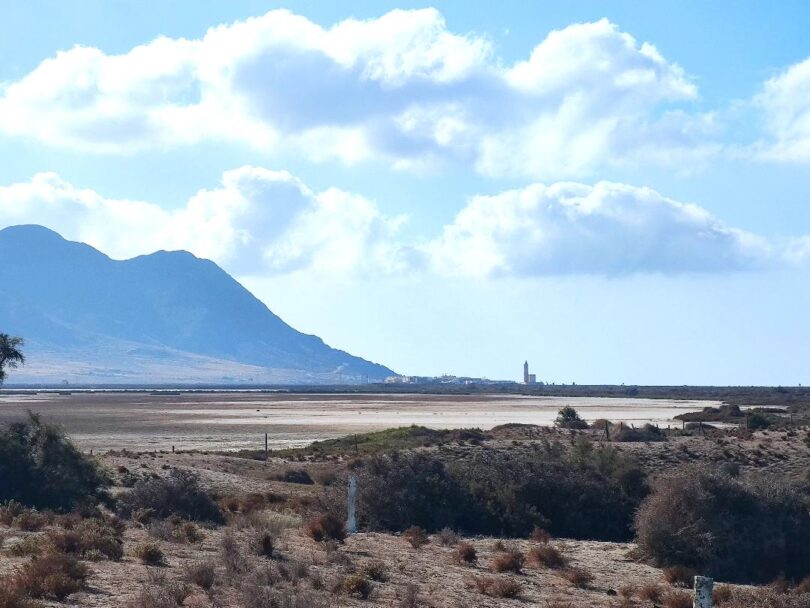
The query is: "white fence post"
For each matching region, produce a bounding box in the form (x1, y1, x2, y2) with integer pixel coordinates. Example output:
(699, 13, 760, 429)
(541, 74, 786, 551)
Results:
(693, 575, 713, 608)
(347, 474, 358, 534)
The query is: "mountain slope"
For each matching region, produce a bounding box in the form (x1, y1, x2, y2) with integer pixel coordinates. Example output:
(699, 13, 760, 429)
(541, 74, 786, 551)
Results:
(0, 225, 394, 384)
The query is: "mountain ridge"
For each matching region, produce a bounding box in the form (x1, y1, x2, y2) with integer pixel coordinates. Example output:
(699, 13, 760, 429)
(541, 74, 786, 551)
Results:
(0, 224, 394, 384)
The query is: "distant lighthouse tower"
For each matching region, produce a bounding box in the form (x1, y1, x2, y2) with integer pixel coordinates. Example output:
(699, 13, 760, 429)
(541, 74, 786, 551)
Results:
(523, 361, 536, 385)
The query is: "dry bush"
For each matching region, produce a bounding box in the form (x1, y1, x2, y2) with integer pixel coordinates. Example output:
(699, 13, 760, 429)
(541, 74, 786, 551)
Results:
(437, 527, 459, 546)
(713, 584, 733, 605)
(46, 517, 124, 560)
(6, 536, 42, 557)
(637, 583, 663, 602)
(183, 561, 216, 591)
(397, 583, 420, 608)
(118, 469, 223, 524)
(304, 513, 346, 543)
(341, 574, 372, 599)
(473, 576, 521, 598)
(455, 542, 477, 564)
(127, 571, 191, 608)
(618, 584, 635, 598)
(403, 526, 429, 549)
(530, 526, 551, 543)
(249, 529, 275, 558)
(660, 590, 692, 608)
(0, 580, 38, 608)
(133, 542, 166, 566)
(528, 544, 568, 569)
(795, 576, 810, 593)
(13, 552, 89, 600)
(11, 511, 48, 532)
(220, 530, 249, 577)
(275, 469, 314, 485)
(490, 550, 524, 574)
(561, 567, 593, 588)
(662, 565, 696, 587)
(361, 560, 388, 582)
(723, 589, 810, 608)
(635, 467, 810, 583)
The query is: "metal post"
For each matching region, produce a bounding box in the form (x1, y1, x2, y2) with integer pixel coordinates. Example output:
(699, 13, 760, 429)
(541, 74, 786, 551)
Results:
(347, 474, 358, 534)
(693, 576, 713, 608)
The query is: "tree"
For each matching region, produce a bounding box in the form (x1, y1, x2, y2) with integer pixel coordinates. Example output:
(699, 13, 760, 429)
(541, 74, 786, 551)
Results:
(554, 406, 588, 429)
(0, 334, 25, 386)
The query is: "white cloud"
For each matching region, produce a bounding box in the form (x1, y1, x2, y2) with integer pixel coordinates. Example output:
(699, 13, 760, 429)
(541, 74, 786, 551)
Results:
(754, 57, 810, 162)
(0, 171, 795, 279)
(428, 181, 773, 277)
(0, 11, 709, 177)
(0, 168, 409, 277)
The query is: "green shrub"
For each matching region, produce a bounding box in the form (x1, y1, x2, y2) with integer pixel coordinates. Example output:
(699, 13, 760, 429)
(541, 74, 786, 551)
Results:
(118, 469, 223, 524)
(0, 414, 109, 511)
(133, 542, 166, 566)
(554, 407, 588, 429)
(357, 444, 647, 540)
(635, 466, 810, 583)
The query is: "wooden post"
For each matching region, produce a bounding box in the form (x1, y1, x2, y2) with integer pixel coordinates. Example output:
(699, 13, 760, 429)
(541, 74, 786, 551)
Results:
(264, 433, 268, 461)
(604, 420, 610, 441)
(171, 445, 175, 453)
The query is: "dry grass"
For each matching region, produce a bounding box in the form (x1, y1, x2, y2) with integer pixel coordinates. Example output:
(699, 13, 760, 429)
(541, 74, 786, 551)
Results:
(304, 513, 346, 543)
(341, 574, 372, 599)
(183, 561, 216, 591)
(662, 565, 696, 587)
(661, 590, 692, 608)
(361, 560, 388, 582)
(490, 550, 525, 574)
(13, 552, 89, 600)
(560, 567, 593, 588)
(454, 542, 477, 564)
(402, 526, 430, 549)
(472, 576, 521, 598)
(637, 583, 663, 602)
(530, 527, 551, 543)
(0, 581, 39, 608)
(528, 544, 568, 569)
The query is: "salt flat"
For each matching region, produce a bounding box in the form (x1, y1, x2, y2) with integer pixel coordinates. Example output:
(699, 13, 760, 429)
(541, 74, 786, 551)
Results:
(0, 391, 716, 452)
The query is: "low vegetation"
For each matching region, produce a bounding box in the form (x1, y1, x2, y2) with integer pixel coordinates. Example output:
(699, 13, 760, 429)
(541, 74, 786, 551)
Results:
(357, 438, 647, 540)
(635, 466, 810, 583)
(0, 414, 109, 511)
(118, 469, 223, 524)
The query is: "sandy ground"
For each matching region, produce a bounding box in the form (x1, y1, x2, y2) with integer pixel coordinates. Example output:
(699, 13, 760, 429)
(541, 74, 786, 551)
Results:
(0, 392, 717, 451)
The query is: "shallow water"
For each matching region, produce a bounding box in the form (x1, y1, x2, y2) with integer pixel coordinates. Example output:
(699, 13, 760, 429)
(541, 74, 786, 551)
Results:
(0, 391, 718, 452)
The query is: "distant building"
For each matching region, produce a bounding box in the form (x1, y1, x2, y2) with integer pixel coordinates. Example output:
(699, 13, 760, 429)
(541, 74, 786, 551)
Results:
(523, 361, 536, 385)
(529, 374, 536, 384)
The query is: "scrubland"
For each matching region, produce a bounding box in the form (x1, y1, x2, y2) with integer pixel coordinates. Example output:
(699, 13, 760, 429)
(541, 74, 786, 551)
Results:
(2, 412, 810, 607)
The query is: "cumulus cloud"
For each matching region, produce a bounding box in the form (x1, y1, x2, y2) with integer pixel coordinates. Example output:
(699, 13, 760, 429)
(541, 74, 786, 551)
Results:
(0, 168, 410, 277)
(428, 181, 773, 277)
(0, 171, 794, 279)
(0, 10, 710, 177)
(754, 57, 810, 162)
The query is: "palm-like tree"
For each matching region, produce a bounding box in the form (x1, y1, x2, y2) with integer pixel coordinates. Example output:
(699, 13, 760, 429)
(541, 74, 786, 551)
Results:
(0, 334, 25, 386)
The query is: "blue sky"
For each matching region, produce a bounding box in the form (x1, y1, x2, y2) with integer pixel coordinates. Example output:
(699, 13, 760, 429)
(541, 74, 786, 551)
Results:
(1, 1, 809, 384)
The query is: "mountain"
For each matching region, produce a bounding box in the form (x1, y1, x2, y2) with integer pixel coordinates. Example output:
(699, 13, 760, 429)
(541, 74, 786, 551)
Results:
(0, 225, 394, 384)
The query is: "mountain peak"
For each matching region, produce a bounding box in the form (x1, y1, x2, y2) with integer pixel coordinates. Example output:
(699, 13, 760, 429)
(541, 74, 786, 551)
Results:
(0, 225, 394, 384)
